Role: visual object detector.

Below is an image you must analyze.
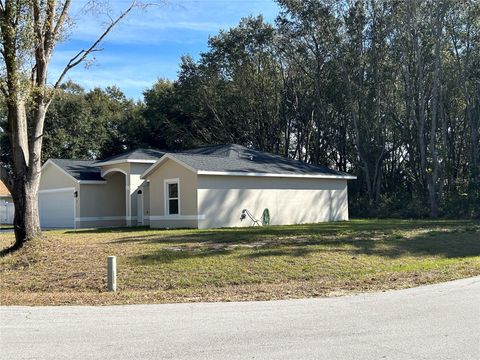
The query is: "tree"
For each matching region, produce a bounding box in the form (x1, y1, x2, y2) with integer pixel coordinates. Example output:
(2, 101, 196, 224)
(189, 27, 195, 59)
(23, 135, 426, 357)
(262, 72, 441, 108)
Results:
(41, 82, 142, 160)
(276, 0, 343, 164)
(0, 0, 137, 251)
(184, 16, 285, 152)
(342, 0, 398, 208)
(141, 79, 194, 150)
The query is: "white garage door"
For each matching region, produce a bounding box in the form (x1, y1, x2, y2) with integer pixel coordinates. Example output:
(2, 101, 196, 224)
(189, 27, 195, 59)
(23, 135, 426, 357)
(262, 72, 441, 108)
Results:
(39, 188, 75, 228)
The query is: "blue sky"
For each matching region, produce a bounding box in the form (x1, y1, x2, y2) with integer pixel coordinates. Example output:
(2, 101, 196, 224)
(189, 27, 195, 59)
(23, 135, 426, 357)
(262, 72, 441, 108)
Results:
(49, 0, 280, 100)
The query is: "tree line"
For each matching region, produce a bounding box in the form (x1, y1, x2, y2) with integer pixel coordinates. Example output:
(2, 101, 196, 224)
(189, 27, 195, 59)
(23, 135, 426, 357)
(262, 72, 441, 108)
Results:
(2, 0, 479, 220)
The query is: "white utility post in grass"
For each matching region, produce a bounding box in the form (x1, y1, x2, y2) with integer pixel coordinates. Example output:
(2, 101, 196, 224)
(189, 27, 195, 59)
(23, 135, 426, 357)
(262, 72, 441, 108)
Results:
(107, 256, 117, 292)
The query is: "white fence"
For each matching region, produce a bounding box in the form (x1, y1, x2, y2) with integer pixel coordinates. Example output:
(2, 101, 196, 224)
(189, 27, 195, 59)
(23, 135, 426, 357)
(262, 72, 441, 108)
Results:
(0, 201, 14, 225)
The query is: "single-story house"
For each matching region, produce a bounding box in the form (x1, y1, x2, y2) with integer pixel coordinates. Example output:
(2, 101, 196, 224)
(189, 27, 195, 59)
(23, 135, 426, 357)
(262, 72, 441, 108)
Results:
(39, 144, 356, 229)
(0, 180, 14, 224)
(39, 149, 164, 228)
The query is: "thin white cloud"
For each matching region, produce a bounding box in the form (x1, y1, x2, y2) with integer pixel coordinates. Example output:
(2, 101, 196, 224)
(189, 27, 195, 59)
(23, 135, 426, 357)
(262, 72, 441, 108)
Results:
(50, 0, 280, 98)
(48, 53, 180, 99)
(65, 1, 278, 45)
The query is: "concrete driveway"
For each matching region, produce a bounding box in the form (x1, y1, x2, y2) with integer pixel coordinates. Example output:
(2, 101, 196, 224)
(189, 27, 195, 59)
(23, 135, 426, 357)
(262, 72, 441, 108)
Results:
(1, 277, 479, 360)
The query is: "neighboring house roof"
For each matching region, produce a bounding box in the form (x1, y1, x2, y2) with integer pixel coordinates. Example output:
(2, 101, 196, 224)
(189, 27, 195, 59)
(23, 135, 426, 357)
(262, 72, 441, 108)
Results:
(0, 180, 11, 198)
(48, 159, 105, 182)
(143, 144, 356, 179)
(95, 149, 166, 166)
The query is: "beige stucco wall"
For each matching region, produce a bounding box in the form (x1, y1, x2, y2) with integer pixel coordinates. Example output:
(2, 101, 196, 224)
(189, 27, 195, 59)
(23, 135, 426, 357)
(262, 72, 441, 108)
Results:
(77, 219, 126, 228)
(129, 163, 152, 224)
(98, 162, 152, 226)
(100, 162, 131, 176)
(130, 163, 152, 175)
(141, 182, 150, 225)
(77, 172, 126, 228)
(40, 163, 80, 218)
(40, 163, 78, 190)
(147, 158, 198, 228)
(197, 175, 349, 229)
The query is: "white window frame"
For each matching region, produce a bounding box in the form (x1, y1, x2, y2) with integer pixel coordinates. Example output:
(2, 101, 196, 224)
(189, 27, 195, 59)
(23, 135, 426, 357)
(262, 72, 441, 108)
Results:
(164, 178, 180, 216)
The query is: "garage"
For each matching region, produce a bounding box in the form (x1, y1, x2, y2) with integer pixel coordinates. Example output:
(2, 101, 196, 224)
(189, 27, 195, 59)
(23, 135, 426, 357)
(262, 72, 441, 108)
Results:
(39, 188, 75, 228)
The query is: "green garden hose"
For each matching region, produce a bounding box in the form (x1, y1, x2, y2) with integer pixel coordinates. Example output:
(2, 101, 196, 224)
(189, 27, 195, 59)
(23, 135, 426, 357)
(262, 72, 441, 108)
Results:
(261, 208, 270, 226)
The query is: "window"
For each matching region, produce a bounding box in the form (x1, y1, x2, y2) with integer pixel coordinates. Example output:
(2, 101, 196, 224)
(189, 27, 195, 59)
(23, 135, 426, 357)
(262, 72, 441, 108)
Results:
(165, 179, 180, 215)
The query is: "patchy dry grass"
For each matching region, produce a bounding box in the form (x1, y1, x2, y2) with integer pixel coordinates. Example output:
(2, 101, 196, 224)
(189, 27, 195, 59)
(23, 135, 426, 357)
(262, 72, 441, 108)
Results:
(1, 219, 479, 305)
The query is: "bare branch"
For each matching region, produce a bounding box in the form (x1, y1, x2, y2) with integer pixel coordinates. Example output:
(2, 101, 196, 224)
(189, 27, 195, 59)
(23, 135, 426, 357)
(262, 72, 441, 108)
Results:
(31, 1, 42, 39)
(43, 0, 57, 57)
(51, 0, 72, 53)
(32, 0, 45, 86)
(53, 0, 137, 89)
(53, 0, 72, 40)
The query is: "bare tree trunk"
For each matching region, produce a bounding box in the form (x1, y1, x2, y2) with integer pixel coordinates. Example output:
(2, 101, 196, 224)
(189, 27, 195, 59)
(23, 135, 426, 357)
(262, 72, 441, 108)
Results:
(5, 101, 42, 250)
(0, 0, 137, 253)
(372, 148, 386, 205)
(414, 32, 428, 183)
(426, 3, 444, 218)
(351, 108, 374, 202)
(468, 103, 479, 183)
(11, 178, 41, 248)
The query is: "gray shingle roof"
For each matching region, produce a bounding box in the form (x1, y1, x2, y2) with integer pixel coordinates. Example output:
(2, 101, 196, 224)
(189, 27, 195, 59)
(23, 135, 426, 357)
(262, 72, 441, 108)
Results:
(182, 144, 248, 157)
(49, 159, 104, 181)
(95, 148, 166, 164)
(170, 144, 353, 177)
(47, 144, 353, 181)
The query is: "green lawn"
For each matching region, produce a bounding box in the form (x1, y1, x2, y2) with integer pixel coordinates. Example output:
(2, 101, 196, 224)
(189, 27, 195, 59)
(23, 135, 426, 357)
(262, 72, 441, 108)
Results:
(0, 219, 479, 305)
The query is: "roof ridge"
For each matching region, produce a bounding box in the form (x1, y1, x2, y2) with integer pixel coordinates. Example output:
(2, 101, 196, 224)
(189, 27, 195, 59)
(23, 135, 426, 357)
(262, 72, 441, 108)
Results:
(95, 148, 167, 163)
(130, 148, 165, 152)
(50, 158, 97, 163)
(171, 152, 235, 159)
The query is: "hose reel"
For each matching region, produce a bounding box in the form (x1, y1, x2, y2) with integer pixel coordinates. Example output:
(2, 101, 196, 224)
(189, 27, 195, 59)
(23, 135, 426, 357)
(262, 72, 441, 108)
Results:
(240, 208, 270, 226)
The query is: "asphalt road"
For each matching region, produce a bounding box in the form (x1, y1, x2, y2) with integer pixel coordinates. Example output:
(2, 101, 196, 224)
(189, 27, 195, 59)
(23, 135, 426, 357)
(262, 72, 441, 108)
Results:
(1, 277, 479, 360)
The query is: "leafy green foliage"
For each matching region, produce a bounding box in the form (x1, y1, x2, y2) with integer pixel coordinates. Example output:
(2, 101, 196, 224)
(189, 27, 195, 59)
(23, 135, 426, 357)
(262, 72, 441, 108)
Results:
(39, 82, 143, 160)
(2, 1, 478, 219)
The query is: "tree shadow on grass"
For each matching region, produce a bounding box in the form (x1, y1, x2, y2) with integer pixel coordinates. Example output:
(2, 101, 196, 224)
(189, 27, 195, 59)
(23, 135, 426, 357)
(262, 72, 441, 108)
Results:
(111, 220, 477, 246)
(297, 229, 480, 259)
(65, 226, 151, 234)
(241, 247, 313, 258)
(66, 219, 472, 237)
(135, 247, 233, 265)
(127, 225, 480, 265)
(132, 243, 315, 265)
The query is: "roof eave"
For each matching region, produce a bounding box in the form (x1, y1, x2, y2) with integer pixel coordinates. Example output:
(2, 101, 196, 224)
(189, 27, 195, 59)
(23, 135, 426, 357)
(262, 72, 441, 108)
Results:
(95, 159, 158, 167)
(141, 155, 357, 180)
(78, 180, 107, 184)
(196, 170, 356, 179)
